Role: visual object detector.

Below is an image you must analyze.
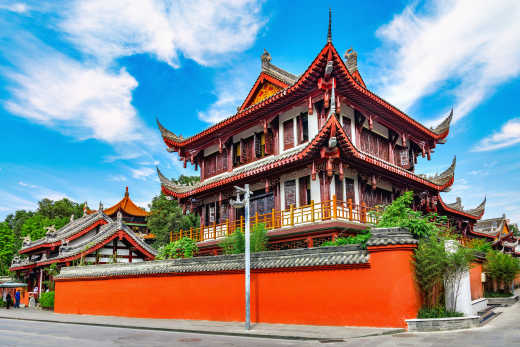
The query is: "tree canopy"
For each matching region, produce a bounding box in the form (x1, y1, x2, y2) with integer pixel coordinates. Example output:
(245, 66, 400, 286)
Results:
(0, 198, 86, 275)
(147, 193, 199, 249)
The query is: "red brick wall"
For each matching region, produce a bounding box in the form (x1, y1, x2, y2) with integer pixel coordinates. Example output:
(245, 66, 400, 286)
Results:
(55, 245, 421, 328)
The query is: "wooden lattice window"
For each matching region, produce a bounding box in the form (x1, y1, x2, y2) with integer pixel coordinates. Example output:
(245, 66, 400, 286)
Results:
(283, 119, 294, 150)
(284, 180, 296, 209)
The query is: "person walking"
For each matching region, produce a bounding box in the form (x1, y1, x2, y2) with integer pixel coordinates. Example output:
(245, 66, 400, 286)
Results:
(5, 292, 12, 309)
(14, 290, 20, 308)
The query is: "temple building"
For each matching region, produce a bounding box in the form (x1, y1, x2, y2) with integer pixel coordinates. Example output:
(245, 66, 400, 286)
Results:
(10, 207, 156, 295)
(86, 187, 151, 238)
(473, 214, 520, 255)
(156, 16, 485, 255)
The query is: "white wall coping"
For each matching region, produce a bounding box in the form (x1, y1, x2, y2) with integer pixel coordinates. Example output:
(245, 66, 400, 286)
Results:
(405, 316, 479, 323)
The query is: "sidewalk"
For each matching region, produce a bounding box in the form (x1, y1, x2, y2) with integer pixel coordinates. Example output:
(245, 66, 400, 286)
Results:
(0, 308, 402, 341)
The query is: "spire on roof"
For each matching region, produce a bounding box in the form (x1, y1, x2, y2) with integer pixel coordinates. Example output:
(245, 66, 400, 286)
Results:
(327, 8, 332, 43)
(98, 201, 103, 212)
(125, 186, 129, 197)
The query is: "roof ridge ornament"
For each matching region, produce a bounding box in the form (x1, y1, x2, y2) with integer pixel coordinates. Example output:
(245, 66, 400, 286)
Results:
(98, 201, 103, 212)
(344, 48, 358, 73)
(327, 8, 332, 43)
(117, 210, 123, 227)
(261, 48, 271, 70)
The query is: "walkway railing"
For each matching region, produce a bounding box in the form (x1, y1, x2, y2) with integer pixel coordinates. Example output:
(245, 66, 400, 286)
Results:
(170, 196, 381, 243)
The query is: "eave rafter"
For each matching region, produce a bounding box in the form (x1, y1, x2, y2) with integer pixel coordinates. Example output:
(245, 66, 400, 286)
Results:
(158, 114, 456, 199)
(439, 195, 486, 221)
(156, 40, 451, 155)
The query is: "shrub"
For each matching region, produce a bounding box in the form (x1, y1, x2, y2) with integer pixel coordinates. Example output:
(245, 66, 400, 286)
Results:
(417, 306, 463, 319)
(220, 223, 268, 255)
(321, 230, 371, 248)
(466, 239, 492, 253)
(0, 299, 5, 307)
(40, 291, 54, 309)
(484, 291, 513, 298)
(375, 191, 448, 239)
(485, 250, 520, 293)
(157, 237, 198, 260)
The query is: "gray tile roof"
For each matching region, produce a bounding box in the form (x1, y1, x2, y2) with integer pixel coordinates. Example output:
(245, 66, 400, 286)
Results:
(11, 216, 156, 269)
(366, 227, 418, 246)
(20, 210, 112, 251)
(56, 245, 368, 279)
(55, 228, 418, 280)
(474, 215, 507, 237)
(444, 196, 486, 218)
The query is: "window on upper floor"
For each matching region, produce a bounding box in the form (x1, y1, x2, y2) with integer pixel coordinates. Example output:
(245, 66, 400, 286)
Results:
(297, 113, 309, 144)
(298, 175, 311, 206)
(204, 150, 228, 179)
(360, 128, 390, 162)
(342, 116, 351, 139)
(284, 179, 296, 209)
(283, 119, 294, 150)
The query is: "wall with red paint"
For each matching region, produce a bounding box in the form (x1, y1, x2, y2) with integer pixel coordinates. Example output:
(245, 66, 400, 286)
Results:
(469, 262, 484, 300)
(55, 245, 421, 328)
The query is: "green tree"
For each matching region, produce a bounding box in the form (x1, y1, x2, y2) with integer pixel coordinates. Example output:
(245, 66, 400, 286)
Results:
(37, 198, 84, 219)
(485, 250, 520, 293)
(376, 191, 448, 238)
(5, 210, 34, 251)
(20, 214, 68, 242)
(147, 193, 199, 249)
(0, 222, 15, 275)
(156, 237, 198, 259)
(510, 224, 519, 237)
(414, 235, 475, 312)
(220, 223, 268, 254)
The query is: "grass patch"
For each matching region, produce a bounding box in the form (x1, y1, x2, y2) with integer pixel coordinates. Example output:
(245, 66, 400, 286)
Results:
(485, 291, 514, 298)
(417, 306, 464, 319)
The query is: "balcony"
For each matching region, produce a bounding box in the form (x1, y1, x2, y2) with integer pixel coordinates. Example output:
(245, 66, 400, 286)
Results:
(170, 196, 381, 243)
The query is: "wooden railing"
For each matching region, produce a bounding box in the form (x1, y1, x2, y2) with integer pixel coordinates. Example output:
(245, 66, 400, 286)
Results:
(170, 196, 381, 243)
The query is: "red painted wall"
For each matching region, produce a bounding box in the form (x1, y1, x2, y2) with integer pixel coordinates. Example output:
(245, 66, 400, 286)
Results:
(55, 245, 421, 328)
(470, 263, 484, 300)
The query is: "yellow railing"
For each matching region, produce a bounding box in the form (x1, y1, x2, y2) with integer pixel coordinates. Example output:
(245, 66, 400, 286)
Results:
(170, 196, 381, 243)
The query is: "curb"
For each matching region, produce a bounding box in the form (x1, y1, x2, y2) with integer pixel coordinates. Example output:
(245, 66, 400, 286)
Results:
(0, 315, 403, 342)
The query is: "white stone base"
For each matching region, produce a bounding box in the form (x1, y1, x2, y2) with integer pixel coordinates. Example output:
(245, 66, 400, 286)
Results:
(472, 298, 488, 314)
(406, 316, 480, 332)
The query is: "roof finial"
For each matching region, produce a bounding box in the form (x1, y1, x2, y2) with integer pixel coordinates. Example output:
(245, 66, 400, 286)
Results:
(327, 8, 332, 43)
(125, 186, 129, 197)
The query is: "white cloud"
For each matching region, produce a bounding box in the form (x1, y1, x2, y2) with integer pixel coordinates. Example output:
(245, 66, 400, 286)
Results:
(16, 181, 72, 202)
(198, 63, 257, 123)
(4, 43, 146, 144)
(18, 181, 38, 188)
(130, 167, 155, 180)
(0, 190, 36, 215)
(374, 0, 520, 123)
(0, 3, 28, 13)
(473, 118, 520, 152)
(108, 175, 127, 182)
(60, 0, 265, 67)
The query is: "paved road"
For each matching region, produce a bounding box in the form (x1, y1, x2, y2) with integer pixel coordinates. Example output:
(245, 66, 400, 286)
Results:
(0, 318, 308, 347)
(1, 305, 519, 346)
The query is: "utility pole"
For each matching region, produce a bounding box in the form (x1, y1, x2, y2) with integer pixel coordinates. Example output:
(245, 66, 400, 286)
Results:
(230, 184, 251, 330)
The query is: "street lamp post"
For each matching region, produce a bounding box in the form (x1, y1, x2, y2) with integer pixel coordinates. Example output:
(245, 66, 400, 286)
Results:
(230, 184, 251, 330)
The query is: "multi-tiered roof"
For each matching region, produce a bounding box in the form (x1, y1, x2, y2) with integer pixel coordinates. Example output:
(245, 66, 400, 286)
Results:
(156, 13, 484, 222)
(10, 209, 156, 272)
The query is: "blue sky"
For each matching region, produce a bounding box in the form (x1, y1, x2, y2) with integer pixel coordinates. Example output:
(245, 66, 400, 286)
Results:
(0, 0, 519, 223)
